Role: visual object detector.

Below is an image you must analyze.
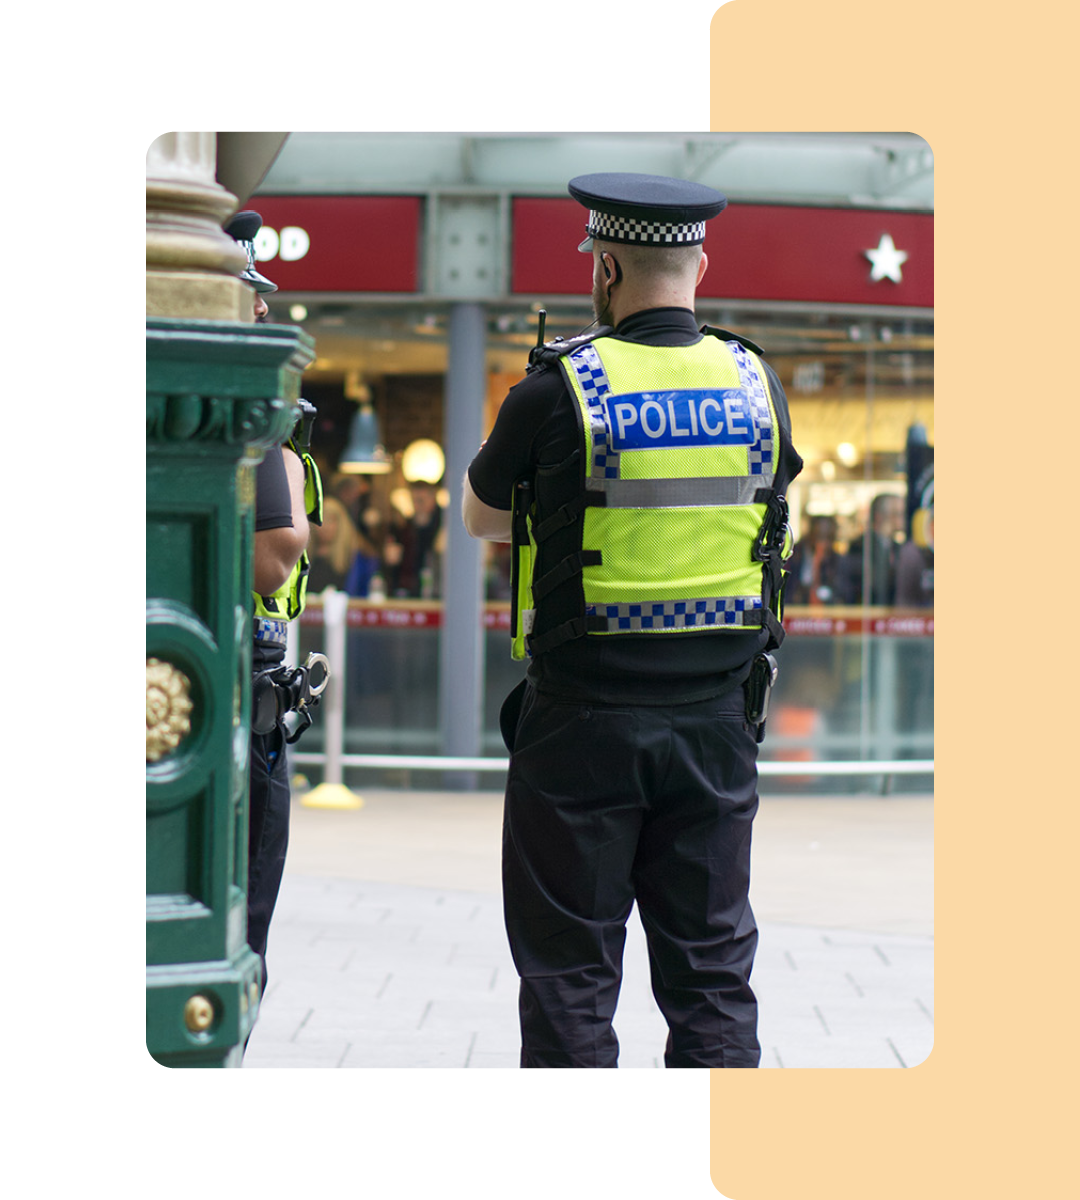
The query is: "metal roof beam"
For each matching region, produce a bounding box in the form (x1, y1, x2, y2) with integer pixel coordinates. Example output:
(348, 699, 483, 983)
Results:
(259, 132, 933, 211)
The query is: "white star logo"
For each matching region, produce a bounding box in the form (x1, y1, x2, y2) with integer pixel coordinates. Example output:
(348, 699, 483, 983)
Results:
(864, 233, 909, 283)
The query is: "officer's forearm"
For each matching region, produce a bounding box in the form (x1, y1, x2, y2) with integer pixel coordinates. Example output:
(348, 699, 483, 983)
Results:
(462, 472, 512, 541)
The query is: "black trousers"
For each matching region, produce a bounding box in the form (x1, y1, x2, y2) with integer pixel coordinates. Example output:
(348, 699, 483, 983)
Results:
(502, 683, 761, 1068)
(247, 725, 291, 995)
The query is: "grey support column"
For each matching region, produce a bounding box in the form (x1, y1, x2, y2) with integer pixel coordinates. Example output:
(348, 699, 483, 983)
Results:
(439, 301, 487, 788)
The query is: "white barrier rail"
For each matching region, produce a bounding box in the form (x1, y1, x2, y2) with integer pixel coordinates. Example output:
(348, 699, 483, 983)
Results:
(294, 591, 933, 789)
(291, 749, 933, 778)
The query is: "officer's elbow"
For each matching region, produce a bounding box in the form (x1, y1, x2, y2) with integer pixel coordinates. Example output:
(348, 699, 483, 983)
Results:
(462, 479, 512, 541)
(254, 524, 308, 593)
(463, 506, 512, 542)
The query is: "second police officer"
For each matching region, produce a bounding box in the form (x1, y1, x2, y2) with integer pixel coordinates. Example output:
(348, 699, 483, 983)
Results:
(464, 173, 803, 1068)
(225, 211, 326, 1022)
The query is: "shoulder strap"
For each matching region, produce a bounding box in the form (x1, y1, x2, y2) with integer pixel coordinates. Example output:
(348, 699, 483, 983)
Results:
(527, 325, 614, 372)
(699, 324, 767, 357)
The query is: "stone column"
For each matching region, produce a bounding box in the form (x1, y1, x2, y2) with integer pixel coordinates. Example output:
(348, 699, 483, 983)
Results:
(439, 302, 487, 788)
(145, 132, 249, 321)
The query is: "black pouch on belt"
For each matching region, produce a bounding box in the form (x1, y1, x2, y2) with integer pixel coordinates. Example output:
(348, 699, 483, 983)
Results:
(499, 678, 528, 753)
(744, 652, 779, 744)
(252, 668, 292, 736)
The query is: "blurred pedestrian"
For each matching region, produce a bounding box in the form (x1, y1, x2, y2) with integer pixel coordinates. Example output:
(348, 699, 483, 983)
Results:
(838, 492, 903, 606)
(385, 480, 444, 598)
(308, 495, 358, 592)
(896, 506, 934, 607)
(784, 513, 842, 605)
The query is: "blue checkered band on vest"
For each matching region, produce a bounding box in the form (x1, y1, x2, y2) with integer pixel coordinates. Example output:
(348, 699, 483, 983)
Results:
(254, 616, 289, 647)
(568, 344, 621, 482)
(727, 339, 774, 478)
(587, 210, 707, 246)
(587, 596, 763, 631)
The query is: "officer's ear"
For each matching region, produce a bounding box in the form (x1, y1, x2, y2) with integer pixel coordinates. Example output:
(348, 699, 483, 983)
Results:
(696, 251, 709, 287)
(602, 252, 622, 284)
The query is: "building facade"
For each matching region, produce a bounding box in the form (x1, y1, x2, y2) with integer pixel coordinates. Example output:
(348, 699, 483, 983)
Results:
(249, 132, 934, 788)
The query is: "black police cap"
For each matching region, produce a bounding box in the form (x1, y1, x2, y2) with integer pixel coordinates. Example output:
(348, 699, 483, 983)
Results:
(568, 172, 728, 252)
(224, 209, 278, 293)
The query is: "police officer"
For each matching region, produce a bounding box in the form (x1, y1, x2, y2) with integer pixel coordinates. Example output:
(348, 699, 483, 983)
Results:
(463, 173, 803, 1068)
(225, 211, 324, 1008)
(226, 209, 279, 324)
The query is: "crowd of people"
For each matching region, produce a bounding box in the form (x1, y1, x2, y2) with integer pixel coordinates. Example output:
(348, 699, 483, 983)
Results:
(783, 493, 934, 609)
(306, 472, 446, 601)
(310, 467, 934, 610)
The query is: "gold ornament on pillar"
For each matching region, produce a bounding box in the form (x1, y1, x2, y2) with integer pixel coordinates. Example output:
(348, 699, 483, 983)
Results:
(146, 657, 194, 762)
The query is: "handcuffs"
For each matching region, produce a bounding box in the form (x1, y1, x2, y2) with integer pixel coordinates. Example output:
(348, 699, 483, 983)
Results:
(252, 652, 331, 743)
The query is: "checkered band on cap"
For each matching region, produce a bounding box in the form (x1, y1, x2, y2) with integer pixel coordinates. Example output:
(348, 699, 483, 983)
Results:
(586, 210, 708, 246)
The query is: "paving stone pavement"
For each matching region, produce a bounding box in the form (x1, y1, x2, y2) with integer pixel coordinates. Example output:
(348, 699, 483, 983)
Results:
(243, 789, 933, 1070)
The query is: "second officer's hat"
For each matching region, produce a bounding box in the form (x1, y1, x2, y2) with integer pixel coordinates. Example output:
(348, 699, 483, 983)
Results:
(568, 172, 728, 252)
(224, 210, 278, 293)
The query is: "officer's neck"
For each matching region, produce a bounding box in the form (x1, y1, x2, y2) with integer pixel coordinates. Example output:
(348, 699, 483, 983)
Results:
(613, 302, 697, 332)
(608, 285, 698, 329)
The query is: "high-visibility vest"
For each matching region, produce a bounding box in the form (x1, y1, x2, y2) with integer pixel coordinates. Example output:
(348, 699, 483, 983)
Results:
(511, 329, 791, 660)
(253, 442, 324, 623)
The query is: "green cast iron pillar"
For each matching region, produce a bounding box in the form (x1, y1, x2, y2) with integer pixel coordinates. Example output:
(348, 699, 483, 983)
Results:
(146, 318, 314, 1067)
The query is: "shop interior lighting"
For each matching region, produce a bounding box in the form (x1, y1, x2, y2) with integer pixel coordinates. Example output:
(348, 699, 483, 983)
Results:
(289, 304, 308, 321)
(401, 438, 445, 484)
(339, 401, 392, 474)
(836, 442, 859, 467)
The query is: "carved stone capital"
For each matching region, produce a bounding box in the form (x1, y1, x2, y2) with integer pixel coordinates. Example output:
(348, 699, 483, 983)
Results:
(146, 393, 297, 449)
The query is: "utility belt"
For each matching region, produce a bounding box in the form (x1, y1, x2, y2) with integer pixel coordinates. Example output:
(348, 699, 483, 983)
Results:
(252, 620, 330, 743)
(744, 651, 778, 744)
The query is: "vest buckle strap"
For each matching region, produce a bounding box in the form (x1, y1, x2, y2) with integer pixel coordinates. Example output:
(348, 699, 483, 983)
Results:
(753, 493, 790, 563)
(533, 499, 579, 543)
(526, 617, 591, 656)
(532, 550, 603, 602)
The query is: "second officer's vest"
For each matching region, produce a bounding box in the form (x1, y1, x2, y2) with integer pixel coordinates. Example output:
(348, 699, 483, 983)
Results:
(511, 330, 791, 660)
(253, 442, 324, 625)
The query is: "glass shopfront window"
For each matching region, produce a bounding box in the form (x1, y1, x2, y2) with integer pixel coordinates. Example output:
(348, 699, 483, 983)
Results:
(276, 297, 932, 794)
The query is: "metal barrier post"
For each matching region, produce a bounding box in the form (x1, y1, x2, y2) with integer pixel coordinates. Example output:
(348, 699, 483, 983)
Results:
(301, 588, 362, 809)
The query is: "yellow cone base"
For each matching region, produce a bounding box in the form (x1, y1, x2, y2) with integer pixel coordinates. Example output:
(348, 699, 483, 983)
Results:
(300, 783, 364, 810)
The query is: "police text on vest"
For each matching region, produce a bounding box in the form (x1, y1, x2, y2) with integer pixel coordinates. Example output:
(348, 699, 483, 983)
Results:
(604, 389, 756, 450)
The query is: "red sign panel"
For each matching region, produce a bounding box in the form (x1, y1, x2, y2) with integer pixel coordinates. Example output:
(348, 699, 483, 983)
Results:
(245, 195, 931, 306)
(511, 198, 933, 309)
(245, 196, 422, 292)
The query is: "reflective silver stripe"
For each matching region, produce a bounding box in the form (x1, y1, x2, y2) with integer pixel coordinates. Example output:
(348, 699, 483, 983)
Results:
(587, 596, 762, 631)
(587, 475, 763, 508)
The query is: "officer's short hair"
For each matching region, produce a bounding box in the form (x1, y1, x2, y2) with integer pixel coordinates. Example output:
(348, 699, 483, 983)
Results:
(595, 237, 704, 283)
